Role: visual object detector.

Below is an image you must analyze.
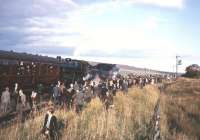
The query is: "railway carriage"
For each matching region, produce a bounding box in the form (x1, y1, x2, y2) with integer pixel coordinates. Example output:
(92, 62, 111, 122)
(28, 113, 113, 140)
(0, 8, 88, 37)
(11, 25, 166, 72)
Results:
(0, 50, 88, 92)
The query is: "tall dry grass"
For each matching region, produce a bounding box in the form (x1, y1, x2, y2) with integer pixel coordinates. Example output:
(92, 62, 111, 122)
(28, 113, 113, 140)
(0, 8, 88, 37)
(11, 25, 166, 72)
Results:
(160, 78, 200, 140)
(0, 85, 159, 140)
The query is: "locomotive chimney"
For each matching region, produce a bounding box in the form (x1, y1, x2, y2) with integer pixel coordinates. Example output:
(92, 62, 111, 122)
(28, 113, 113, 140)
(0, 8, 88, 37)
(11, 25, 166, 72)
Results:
(57, 56, 62, 62)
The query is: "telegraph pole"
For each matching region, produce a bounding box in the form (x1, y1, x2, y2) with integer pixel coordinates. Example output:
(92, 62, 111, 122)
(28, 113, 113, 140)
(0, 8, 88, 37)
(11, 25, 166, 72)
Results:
(176, 56, 178, 77)
(176, 55, 182, 78)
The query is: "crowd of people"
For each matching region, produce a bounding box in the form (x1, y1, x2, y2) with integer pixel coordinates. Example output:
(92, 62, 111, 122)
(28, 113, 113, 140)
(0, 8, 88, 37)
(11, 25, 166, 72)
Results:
(0, 73, 172, 140)
(43, 74, 172, 140)
(0, 74, 171, 114)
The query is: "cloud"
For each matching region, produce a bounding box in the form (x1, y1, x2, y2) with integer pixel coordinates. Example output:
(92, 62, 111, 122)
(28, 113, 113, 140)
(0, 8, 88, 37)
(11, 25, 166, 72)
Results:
(0, 0, 77, 18)
(0, 0, 80, 53)
(0, 0, 192, 72)
(144, 16, 159, 30)
(127, 0, 185, 9)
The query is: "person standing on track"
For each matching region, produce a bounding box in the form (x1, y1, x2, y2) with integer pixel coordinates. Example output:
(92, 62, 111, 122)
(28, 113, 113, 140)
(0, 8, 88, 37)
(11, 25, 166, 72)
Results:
(53, 83, 61, 105)
(19, 89, 26, 107)
(74, 89, 85, 113)
(60, 82, 67, 108)
(1, 87, 11, 113)
(122, 79, 128, 94)
(31, 90, 38, 113)
(11, 83, 19, 111)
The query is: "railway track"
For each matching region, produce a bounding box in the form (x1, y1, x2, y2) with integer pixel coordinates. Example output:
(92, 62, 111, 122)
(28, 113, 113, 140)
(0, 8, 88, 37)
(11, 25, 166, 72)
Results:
(146, 96, 161, 140)
(144, 84, 163, 140)
(0, 101, 49, 128)
(153, 98, 161, 140)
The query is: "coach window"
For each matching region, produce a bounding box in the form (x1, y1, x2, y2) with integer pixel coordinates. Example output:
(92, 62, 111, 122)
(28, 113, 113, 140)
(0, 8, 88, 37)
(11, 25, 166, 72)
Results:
(16, 61, 25, 75)
(19, 65, 25, 75)
(32, 62, 37, 74)
(25, 64, 31, 75)
(16, 65, 20, 75)
(48, 65, 56, 74)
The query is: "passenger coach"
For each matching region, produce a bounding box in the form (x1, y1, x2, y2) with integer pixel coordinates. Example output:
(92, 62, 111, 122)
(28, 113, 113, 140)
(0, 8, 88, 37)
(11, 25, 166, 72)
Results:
(0, 50, 88, 92)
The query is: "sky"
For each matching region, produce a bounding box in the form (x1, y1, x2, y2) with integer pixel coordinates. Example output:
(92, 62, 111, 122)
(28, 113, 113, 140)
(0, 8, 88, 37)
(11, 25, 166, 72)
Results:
(0, 0, 199, 72)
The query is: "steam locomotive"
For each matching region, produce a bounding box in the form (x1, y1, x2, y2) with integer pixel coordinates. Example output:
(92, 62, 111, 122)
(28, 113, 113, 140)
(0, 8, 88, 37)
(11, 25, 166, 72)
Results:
(0, 50, 89, 92)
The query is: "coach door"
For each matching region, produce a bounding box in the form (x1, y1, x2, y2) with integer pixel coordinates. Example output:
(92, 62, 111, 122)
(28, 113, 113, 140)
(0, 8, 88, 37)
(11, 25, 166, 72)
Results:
(0, 64, 10, 90)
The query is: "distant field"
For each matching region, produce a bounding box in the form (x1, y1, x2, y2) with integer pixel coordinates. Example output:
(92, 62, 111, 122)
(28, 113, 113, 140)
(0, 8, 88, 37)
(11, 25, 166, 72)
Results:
(160, 78, 200, 140)
(0, 86, 159, 140)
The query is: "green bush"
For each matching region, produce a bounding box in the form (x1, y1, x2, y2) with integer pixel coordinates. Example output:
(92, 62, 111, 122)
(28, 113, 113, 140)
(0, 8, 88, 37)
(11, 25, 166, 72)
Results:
(183, 64, 200, 78)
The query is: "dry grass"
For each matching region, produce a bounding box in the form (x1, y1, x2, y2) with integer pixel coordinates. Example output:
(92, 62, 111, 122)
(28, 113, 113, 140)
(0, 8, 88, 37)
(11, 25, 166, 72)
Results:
(165, 77, 200, 96)
(160, 77, 200, 140)
(0, 85, 159, 140)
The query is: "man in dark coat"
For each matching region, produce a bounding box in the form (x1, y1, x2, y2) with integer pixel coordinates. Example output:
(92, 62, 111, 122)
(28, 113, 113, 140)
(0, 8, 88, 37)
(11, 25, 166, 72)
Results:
(122, 80, 128, 94)
(100, 82, 108, 101)
(11, 83, 19, 111)
(42, 107, 58, 140)
(66, 84, 75, 109)
(74, 89, 85, 113)
(53, 84, 61, 105)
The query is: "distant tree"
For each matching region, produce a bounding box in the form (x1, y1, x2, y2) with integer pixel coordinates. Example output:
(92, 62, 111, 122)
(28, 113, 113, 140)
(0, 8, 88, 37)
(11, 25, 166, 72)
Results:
(183, 64, 200, 78)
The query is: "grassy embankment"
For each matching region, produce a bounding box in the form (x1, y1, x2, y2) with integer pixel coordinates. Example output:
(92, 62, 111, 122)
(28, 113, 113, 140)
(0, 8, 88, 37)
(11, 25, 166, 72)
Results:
(160, 78, 200, 140)
(0, 85, 159, 140)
